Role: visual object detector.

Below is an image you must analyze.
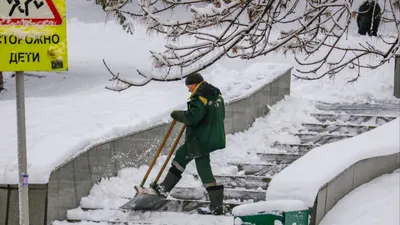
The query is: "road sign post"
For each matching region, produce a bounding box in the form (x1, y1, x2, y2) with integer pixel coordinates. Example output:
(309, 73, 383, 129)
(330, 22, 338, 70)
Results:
(16, 71, 29, 225)
(0, 0, 68, 224)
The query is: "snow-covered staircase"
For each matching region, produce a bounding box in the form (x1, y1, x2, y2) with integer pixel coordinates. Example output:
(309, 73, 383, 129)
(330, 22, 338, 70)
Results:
(62, 102, 399, 224)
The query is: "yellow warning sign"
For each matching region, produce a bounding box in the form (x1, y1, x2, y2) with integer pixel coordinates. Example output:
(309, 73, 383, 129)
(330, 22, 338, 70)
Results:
(0, 0, 68, 71)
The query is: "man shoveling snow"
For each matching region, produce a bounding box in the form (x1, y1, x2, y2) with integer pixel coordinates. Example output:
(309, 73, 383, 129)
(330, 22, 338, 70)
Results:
(152, 72, 227, 215)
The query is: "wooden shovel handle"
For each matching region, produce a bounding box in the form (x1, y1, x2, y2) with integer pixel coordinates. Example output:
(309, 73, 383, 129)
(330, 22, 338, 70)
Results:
(153, 124, 186, 185)
(140, 120, 177, 187)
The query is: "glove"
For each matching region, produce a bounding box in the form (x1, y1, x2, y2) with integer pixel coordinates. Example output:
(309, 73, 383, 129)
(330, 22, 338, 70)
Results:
(171, 110, 184, 121)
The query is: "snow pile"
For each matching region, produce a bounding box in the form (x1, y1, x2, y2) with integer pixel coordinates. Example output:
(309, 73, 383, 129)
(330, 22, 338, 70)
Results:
(232, 199, 308, 216)
(266, 118, 400, 206)
(319, 169, 400, 225)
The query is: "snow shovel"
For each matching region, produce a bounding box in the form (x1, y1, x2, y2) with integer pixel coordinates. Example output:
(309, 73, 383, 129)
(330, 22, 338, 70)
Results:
(120, 120, 186, 210)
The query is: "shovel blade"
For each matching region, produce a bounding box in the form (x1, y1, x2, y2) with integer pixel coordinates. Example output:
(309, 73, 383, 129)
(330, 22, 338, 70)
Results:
(120, 186, 166, 210)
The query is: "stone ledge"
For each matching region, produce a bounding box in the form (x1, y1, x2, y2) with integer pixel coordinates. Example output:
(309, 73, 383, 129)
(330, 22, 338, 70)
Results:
(310, 152, 400, 225)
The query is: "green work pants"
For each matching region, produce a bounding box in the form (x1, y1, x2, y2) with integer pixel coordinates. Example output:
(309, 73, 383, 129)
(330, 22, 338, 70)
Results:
(171, 143, 216, 187)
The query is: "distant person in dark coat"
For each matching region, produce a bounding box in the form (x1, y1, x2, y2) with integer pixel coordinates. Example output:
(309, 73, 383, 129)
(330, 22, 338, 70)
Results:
(355, 0, 381, 36)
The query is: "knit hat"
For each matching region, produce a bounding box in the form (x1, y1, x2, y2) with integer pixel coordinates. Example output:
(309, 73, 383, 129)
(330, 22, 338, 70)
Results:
(185, 72, 204, 85)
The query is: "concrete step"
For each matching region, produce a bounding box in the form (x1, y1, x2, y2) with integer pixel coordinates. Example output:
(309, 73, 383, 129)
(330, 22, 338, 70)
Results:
(79, 198, 240, 214)
(193, 174, 271, 190)
(272, 143, 318, 153)
(375, 116, 398, 125)
(67, 208, 234, 224)
(228, 162, 289, 176)
(170, 187, 266, 202)
(256, 152, 302, 164)
(314, 101, 400, 118)
(79, 187, 265, 210)
(301, 122, 377, 135)
(295, 132, 354, 145)
(310, 113, 397, 125)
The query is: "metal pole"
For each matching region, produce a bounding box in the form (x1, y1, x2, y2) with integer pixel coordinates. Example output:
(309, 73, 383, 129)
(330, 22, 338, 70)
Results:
(15, 71, 29, 225)
(395, 53, 400, 98)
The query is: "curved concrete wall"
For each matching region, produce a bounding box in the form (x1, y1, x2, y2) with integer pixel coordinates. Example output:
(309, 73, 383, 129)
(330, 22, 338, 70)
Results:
(0, 68, 292, 225)
(309, 152, 400, 225)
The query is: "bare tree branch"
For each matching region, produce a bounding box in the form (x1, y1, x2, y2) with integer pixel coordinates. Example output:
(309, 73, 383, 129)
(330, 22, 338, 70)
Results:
(100, 0, 400, 90)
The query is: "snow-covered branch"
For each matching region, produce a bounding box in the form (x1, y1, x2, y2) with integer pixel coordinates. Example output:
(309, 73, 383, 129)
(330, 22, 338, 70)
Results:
(100, 0, 400, 89)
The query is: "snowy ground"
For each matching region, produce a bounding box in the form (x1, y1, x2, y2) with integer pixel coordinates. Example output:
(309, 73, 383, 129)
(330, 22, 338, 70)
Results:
(1, 8, 398, 184)
(1, 0, 399, 224)
(320, 169, 400, 225)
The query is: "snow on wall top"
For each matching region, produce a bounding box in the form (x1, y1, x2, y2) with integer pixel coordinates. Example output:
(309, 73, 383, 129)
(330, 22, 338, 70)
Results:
(266, 118, 400, 207)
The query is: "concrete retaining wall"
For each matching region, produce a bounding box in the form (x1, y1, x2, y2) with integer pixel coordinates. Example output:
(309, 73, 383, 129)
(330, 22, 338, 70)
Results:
(309, 152, 400, 225)
(0, 184, 47, 225)
(0, 68, 292, 225)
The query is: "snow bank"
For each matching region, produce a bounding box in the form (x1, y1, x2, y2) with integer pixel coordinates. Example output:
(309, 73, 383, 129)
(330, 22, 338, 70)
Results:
(319, 169, 400, 225)
(266, 118, 400, 206)
(232, 199, 308, 216)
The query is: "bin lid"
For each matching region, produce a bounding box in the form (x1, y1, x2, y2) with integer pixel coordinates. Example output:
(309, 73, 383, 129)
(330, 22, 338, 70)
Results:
(232, 199, 308, 217)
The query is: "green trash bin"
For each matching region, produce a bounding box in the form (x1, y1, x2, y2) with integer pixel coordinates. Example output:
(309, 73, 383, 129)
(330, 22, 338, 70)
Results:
(232, 200, 309, 225)
(284, 209, 309, 225)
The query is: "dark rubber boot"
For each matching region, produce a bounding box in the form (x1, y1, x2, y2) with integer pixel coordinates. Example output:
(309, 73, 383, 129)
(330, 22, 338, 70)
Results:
(152, 168, 182, 198)
(198, 185, 224, 215)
